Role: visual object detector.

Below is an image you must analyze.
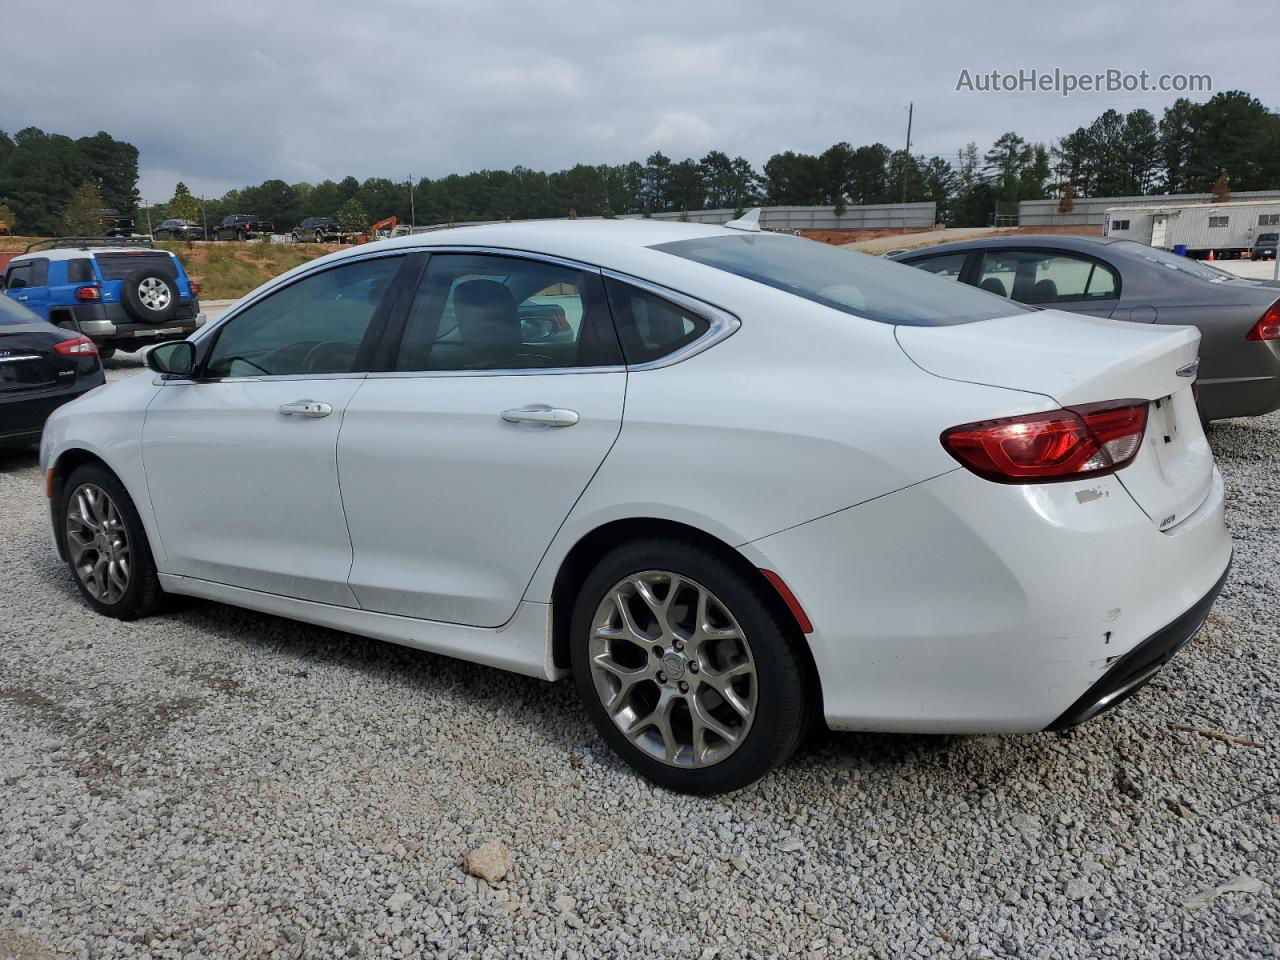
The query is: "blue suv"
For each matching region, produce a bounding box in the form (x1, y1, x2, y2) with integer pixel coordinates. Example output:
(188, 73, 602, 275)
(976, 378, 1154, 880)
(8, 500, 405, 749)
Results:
(1, 238, 205, 359)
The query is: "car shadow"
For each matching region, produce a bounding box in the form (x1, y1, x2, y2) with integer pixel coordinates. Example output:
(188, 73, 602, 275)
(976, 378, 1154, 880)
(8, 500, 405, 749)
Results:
(0, 445, 40, 474)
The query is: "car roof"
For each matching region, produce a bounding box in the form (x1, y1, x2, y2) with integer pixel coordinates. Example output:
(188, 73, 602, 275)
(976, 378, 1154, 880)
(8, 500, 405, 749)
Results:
(372, 218, 738, 260)
(895, 233, 1120, 258)
(8, 246, 178, 264)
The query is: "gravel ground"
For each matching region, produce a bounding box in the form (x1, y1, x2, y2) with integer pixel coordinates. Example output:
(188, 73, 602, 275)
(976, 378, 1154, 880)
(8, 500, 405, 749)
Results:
(1, 358, 1276, 959)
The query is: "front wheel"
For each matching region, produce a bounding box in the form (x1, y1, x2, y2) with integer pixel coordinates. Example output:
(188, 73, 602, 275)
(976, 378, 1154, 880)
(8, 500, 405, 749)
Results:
(571, 538, 811, 794)
(60, 463, 162, 620)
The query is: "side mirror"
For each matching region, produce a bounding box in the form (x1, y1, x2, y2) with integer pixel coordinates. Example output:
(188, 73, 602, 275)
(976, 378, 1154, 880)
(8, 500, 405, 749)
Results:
(146, 340, 196, 378)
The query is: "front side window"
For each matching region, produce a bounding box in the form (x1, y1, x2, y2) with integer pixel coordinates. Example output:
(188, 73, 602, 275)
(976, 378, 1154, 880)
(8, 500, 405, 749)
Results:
(976, 250, 1118, 304)
(394, 254, 621, 372)
(654, 234, 1027, 326)
(205, 255, 405, 378)
(905, 252, 968, 281)
(4, 262, 31, 290)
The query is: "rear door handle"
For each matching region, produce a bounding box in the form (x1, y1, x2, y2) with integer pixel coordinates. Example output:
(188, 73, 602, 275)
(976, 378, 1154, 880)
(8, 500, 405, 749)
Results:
(279, 399, 332, 418)
(16, 295, 28, 302)
(501, 405, 579, 427)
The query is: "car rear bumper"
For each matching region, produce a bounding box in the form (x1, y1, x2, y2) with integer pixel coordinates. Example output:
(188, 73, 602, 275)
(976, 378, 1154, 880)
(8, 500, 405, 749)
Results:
(69, 301, 205, 342)
(0, 373, 105, 448)
(739, 464, 1232, 733)
(1046, 558, 1230, 729)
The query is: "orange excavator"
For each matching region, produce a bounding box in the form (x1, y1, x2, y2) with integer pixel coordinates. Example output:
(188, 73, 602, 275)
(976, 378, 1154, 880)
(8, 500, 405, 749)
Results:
(366, 215, 397, 241)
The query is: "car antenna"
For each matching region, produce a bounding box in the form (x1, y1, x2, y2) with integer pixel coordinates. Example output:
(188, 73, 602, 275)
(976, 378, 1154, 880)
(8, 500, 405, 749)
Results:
(724, 207, 762, 232)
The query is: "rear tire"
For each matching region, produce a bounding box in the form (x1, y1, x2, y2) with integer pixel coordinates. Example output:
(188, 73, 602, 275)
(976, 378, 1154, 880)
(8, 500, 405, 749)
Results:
(570, 537, 810, 795)
(60, 463, 162, 620)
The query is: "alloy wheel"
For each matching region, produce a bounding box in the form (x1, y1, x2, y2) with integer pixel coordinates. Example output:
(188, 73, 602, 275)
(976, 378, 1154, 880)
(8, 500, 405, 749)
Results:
(138, 277, 172, 311)
(588, 571, 757, 768)
(65, 483, 131, 604)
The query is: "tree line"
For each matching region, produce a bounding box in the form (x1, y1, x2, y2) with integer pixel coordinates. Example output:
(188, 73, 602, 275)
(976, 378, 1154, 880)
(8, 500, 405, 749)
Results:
(3, 90, 1278, 237)
(0, 128, 139, 235)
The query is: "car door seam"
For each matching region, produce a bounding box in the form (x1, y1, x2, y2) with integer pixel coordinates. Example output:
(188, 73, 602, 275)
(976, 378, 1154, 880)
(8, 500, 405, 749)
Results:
(335, 375, 369, 610)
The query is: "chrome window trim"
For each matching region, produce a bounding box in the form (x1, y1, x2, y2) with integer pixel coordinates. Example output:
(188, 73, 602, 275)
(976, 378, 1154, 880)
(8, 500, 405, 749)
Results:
(155, 371, 369, 386)
(367, 365, 626, 380)
(600, 269, 741, 371)
(193, 244, 741, 376)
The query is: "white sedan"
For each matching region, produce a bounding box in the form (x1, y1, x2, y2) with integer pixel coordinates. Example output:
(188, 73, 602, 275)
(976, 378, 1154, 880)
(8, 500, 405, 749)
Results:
(40, 215, 1232, 794)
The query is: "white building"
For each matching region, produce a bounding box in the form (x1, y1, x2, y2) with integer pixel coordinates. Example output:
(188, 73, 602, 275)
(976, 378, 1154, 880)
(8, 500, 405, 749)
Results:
(1103, 198, 1280, 256)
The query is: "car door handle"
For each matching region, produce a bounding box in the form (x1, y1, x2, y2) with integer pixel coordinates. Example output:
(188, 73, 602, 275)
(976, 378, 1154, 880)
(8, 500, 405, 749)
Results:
(16, 295, 27, 301)
(278, 399, 332, 418)
(501, 405, 579, 427)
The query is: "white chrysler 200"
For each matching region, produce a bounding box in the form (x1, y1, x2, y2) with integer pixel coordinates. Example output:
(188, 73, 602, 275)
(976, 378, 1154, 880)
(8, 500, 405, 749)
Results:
(40, 215, 1232, 793)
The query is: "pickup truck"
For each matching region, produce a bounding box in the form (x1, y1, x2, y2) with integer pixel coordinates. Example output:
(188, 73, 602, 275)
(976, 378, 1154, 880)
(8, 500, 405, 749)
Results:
(212, 214, 275, 241)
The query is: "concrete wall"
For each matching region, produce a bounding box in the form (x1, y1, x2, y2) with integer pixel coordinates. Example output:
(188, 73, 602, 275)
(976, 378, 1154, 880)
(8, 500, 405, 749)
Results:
(412, 202, 937, 233)
(620, 203, 937, 230)
(1019, 190, 1280, 227)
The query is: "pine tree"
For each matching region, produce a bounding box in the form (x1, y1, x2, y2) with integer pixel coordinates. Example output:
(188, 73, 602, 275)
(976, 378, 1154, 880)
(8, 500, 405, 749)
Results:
(63, 182, 105, 236)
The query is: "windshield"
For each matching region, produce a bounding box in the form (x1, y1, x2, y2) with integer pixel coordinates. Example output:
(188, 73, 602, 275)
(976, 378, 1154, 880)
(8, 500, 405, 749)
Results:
(1111, 240, 1237, 280)
(653, 234, 1030, 326)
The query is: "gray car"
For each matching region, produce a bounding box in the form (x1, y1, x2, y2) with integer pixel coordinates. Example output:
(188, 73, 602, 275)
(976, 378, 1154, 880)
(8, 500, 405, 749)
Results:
(892, 235, 1280, 421)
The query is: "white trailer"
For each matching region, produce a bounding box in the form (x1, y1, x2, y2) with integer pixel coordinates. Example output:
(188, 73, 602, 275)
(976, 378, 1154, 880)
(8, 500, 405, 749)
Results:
(1103, 199, 1280, 258)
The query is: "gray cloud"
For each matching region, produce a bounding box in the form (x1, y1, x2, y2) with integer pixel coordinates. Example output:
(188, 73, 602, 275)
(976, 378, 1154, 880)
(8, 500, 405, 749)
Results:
(2, 0, 1272, 202)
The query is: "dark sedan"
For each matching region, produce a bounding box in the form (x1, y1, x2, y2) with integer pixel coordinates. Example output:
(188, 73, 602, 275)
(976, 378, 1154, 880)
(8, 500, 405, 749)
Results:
(0, 296, 105, 448)
(892, 234, 1280, 421)
(153, 219, 206, 241)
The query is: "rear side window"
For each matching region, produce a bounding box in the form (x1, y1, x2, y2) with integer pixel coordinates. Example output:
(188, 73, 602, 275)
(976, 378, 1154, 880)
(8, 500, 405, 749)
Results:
(395, 254, 622, 372)
(654, 234, 1027, 326)
(976, 250, 1118, 304)
(604, 278, 710, 364)
(95, 252, 176, 281)
(66, 259, 94, 283)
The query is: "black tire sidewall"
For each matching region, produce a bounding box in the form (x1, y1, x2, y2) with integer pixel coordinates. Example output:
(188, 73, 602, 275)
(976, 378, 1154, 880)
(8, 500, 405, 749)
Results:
(570, 538, 808, 795)
(60, 464, 161, 620)
(121, 269, 179, 323)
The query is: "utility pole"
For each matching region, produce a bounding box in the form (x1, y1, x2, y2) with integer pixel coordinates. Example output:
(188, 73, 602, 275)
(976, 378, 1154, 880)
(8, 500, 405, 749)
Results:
(409, 174, 416, 229)
(900, 102, 913, 229)
(143, 200, 153, 235)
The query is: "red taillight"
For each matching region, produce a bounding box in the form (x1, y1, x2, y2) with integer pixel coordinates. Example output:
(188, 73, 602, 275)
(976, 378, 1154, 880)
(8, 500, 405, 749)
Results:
(189, 280, 201, 295)
(75, 285, 100, 301)
(942, 399, 1149, 483)
(54, 335, 99, 357)
(553, 314, 570, 332)
(1246, 302, 1280, 341)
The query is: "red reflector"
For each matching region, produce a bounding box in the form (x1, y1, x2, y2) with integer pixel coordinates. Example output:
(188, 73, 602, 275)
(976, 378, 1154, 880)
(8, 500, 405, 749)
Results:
(53, 335, 99, 357)
(941, 399, 1148, 483)
(760, 569, 814, 634)
(1246, 302, 1280, 341)
(75, 285, 100, 301)
(189, 280, 201, 296)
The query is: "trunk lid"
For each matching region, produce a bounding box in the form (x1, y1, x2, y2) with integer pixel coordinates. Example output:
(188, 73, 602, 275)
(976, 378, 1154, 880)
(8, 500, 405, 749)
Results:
(0, 325, 79, 394)
(897, 309, 1213, 531)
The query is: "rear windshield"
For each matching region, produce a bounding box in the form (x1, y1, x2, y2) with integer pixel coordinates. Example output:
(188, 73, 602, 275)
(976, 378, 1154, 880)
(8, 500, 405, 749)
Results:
(1257, 233, 1278, 243)
(652, 234, 1029, 326)
(0, 294, 38, 326)
(95, 252, 177, 281)
(1110, 240, 1236, 280)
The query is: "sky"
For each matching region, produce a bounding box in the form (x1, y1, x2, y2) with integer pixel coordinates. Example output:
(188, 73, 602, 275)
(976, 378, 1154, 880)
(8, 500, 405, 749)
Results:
(2, 0, 1275, 203)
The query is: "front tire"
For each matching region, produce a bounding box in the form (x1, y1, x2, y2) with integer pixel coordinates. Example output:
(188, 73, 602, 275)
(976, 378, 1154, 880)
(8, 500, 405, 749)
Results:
(60, 463, 162, 620)
(570, 537, 810, 794)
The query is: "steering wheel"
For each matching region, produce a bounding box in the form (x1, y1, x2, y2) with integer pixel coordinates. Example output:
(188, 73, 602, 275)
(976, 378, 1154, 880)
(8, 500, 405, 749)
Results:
(300, 340, 356, 373)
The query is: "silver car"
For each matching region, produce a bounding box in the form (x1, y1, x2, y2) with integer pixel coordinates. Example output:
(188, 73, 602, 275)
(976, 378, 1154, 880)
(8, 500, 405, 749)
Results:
(892, 235, 1280, 421)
